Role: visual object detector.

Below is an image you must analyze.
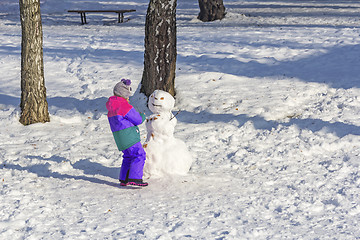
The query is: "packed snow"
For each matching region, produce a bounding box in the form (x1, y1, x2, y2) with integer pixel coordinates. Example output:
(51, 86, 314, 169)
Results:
(1, 0, 360, 239)
(144, 90, 193, 178)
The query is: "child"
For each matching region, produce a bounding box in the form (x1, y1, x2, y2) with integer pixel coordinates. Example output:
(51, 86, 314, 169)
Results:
(106, 79, 148, 187)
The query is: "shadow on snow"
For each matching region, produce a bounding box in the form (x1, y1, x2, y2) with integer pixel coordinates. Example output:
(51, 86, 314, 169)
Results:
(1, 155, 120, 187)
(178, 44, 360, 89)
(178, 110, 360, 138)
(0, 94, 108, 116)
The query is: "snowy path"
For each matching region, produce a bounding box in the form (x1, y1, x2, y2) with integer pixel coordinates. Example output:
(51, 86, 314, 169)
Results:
(1, 0, 360, 239)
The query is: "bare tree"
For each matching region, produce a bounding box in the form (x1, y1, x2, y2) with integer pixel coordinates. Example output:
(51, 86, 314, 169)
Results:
(198, 0, 226, 22)
(19, 0, 50, 125)
(141, 0, 177, 97)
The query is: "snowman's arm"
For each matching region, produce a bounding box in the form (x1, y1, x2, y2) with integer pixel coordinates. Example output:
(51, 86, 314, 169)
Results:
(171, 116, 177, 126)
(124, 108, 146, 126)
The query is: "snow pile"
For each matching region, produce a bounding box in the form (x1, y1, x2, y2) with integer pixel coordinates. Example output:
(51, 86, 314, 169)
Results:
(1, 0, 360, 239)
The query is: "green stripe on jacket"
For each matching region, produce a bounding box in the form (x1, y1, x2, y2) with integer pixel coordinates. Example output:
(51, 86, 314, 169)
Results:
(112, 126, 141, 151)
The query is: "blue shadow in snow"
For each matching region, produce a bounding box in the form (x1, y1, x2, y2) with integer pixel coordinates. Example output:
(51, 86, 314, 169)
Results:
(43, 47, 144, 64)
(47, 96, 108, 115)
(26, 155, 120, 180)
(0, 45, 20, 55)
(1, 163, 119, 187)
(2, 155, 121, 187)
(178, 44, 360, 90)
(0, 94, 19, 107)
(0, 94, 108, 116)
(178, 110, 360, 138)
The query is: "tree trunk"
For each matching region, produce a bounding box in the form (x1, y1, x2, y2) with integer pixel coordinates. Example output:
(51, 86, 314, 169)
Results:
(141, 0, 177, 97)
(19, 0, 50, 125)
(198, 0, 226, 22)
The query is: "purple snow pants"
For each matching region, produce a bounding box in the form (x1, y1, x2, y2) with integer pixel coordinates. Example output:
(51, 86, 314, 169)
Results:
(120, 142, 146, 182)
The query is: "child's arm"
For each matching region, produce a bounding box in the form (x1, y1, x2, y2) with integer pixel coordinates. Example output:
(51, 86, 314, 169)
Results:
(124, 108, 146, 126)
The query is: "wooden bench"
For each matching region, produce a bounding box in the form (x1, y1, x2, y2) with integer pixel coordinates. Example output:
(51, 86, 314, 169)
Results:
(68, 10, 136, 24)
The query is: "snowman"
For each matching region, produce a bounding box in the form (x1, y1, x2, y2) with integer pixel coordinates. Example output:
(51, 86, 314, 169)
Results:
(143, 90, 193, 178)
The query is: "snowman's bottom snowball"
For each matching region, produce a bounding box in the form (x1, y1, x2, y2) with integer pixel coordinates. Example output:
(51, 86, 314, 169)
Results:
(143, 138, 193, 178)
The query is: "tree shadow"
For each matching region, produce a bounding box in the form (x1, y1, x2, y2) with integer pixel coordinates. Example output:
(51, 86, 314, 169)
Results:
(178, 110, 360, 138)
(177, 0, 360, 28)
(0, 45, 20, 55)
(178, 44, 360, 89)
(2, 155, 121, 187)
(47, 96, 108, 118)
(1, 163, 119, 187)
(0, 94, 108, 118)
(0, 94, 19, 107)
(25, 155, 119, 179)
(43, 47, 144, 65)
(227, 2, 360, 19)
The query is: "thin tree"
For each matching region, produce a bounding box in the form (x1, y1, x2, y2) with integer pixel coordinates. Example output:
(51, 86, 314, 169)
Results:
(141, 0, 177, 97)
(19, 0, 50, 125)
(198, 0, 226, 22)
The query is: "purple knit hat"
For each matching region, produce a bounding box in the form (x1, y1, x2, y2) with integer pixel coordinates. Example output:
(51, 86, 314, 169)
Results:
(113, 79, 133, 98)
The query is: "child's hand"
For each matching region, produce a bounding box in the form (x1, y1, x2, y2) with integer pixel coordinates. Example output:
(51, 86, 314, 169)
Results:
(140, 112, 146, 122)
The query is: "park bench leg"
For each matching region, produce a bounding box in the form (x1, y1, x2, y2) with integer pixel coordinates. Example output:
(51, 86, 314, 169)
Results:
(118, 13, 124, 23)
(80, 12, 87, 24)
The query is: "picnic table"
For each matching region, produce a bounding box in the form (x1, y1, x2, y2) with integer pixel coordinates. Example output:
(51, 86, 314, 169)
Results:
(68, 10, 136, 24)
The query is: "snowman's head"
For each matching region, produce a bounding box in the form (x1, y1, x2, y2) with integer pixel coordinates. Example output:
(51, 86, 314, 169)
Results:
(148, 90, 175, 114)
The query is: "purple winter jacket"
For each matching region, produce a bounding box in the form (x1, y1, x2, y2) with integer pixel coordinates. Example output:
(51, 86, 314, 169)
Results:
(106, 96, 146, 151)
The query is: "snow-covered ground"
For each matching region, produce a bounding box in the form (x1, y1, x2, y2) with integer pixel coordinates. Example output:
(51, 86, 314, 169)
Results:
(1, 0, 360, 239)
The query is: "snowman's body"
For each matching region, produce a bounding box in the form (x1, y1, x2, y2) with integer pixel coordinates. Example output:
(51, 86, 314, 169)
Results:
(143, 90, 192, 178)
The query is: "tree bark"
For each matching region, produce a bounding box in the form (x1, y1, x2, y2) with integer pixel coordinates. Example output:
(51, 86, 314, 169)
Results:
(198, 0, 226, 22)
(19, 0, 50, 125)
(141, 0, 177, 97)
